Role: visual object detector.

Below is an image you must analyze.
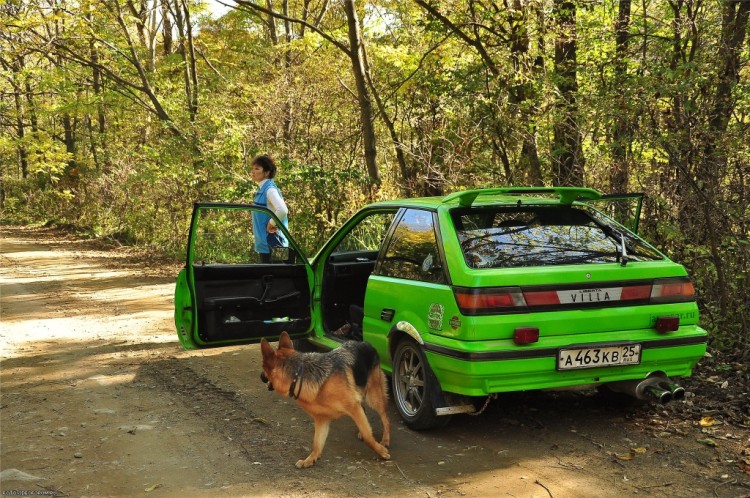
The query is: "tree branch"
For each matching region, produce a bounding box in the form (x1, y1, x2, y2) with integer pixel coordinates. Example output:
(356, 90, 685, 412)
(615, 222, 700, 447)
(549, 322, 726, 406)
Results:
(414, 0, 499, 76)
(232, 0, 351, 55)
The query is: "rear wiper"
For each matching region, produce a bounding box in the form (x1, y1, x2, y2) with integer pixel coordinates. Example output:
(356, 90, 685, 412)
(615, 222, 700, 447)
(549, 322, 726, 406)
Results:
(595, 220, 629, 266)
(614, 230, 628, 267)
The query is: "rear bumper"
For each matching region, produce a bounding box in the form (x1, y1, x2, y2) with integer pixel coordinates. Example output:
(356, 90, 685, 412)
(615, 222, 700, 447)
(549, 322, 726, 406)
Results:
(423, 328, 707, 397)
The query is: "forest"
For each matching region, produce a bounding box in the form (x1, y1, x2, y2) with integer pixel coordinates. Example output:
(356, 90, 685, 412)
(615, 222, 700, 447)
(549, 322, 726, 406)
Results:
(1, 0, 748, 350)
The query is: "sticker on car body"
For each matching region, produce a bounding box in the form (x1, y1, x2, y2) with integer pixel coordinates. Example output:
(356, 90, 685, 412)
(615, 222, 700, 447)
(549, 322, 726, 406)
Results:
(428, 303, 444, 330)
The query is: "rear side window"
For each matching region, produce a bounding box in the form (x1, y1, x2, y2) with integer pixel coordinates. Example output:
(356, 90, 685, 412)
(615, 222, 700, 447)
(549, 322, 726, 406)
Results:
(453, 206, 662, 269)
(377, 209, 446, 284)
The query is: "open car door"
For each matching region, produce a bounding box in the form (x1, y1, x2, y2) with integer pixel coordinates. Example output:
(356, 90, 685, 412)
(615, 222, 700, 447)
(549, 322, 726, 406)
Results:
(582, 192, 644, 234)
(174, 203, 313, 350)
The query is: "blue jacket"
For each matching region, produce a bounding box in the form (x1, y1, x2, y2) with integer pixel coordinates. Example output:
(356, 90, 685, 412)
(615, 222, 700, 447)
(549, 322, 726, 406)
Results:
(253, 180, 288, 254)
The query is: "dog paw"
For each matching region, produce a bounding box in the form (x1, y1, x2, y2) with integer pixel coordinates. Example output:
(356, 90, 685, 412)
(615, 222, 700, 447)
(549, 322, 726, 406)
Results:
(375, 444, 390, 461)
(295, 457, 317, 468)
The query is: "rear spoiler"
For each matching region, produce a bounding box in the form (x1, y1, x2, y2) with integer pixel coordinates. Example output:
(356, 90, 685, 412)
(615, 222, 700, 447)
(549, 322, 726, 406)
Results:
(442, 187, 602, 207)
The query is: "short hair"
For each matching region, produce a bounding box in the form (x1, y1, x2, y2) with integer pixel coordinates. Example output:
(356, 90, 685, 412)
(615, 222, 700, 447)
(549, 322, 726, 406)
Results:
(251, 154, 277, 179)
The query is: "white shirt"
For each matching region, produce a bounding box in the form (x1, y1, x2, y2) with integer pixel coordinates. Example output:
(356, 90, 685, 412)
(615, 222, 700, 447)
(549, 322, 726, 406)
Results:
(258, 179, 288, 223)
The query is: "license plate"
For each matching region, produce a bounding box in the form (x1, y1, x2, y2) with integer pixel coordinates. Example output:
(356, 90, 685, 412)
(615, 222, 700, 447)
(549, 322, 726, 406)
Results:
(557, 344, 641, 370)
(557, 287, 623, 304)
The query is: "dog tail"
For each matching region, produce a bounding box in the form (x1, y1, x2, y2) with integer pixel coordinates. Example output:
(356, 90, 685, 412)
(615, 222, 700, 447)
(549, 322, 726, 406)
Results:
(349, 341, 379, 388)
(344, 340, 389, 403)
(354, 342, 388, 400)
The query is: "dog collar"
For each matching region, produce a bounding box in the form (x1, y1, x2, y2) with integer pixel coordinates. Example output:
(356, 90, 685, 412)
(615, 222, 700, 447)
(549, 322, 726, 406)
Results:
(288, 365, 304, 400)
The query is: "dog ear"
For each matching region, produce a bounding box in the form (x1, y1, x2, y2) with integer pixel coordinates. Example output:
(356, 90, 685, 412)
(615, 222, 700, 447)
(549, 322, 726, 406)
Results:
(278, 331, 294, 350)
(260, 338, 275, 359)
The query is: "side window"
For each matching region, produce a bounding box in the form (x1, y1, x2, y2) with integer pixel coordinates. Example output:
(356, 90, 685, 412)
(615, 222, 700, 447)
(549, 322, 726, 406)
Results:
(193, 208, 299, 265)
(194, 209, 255, 264)
(377, 209, 446, 284)
(333, 212, 396, 254)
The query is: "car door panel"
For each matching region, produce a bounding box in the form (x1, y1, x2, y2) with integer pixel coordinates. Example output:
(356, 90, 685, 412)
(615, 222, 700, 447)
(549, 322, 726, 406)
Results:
(322, 251, 378, 326)
(174, 203, 313, 349)
(193, 264, 311, 343)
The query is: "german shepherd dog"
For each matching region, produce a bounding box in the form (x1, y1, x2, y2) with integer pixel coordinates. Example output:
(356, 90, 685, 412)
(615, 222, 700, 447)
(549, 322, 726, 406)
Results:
(259, 332, 391, 468)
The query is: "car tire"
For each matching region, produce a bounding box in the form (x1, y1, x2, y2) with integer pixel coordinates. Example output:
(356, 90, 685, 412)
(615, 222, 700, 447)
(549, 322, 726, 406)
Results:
(392, 338, 451, 430)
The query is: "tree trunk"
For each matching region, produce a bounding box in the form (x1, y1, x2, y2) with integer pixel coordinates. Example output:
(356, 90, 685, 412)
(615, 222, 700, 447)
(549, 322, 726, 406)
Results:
(62, 113, 78, 177)
(698, 0, 750, 319)
(265, 0, 279, 44)
(510, 0, 543, 186)
(162, 0, 173, 54)
(183, 0, 199, 122)
(552, 0, 584, 186)
(365, 75, 410, 192)
(173, 0, 198, 123)
(148, 0, 159, 72)
(90, 41, 105, 136)
(343, 0, 379, 185)
(86, 6, 107, 171)
(610, 0, 632, 193)
(127, 0, 153, 71)
(666, 0, 698, 232)
(358, 22, 413, 193)
(282, 0, 294, 143)
(707, 2, 749, 135)
(11, 60, 29, 178)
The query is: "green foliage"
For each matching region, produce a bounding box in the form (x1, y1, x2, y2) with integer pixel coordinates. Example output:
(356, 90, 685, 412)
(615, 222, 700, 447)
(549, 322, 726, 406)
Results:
(282, 160, 373, 255)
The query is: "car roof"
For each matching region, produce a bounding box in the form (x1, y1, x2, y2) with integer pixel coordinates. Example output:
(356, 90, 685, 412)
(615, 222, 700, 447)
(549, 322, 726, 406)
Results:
(366, 187, 602, 210)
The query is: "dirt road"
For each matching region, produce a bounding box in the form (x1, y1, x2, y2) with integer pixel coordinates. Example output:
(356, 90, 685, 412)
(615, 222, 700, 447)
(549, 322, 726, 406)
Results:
(1, 225, 748, 497)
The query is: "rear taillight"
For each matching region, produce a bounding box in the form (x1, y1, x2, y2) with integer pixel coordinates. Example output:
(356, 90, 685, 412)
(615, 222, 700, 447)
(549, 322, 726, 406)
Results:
(621, 285, 652, 300)
(523, 290, 560, 306)
(651, 278, 695, 303)
(454, 287, 526, 314)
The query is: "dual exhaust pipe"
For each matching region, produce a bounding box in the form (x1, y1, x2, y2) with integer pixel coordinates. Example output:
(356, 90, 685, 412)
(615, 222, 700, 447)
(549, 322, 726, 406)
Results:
(606, 374, 685, 404)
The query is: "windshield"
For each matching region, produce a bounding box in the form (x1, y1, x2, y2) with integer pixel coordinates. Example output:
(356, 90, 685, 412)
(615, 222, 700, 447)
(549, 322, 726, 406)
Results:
(452, 206, 662, 269)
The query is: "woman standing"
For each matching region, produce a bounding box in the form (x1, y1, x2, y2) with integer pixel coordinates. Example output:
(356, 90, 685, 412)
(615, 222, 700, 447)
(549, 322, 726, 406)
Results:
(251, 154, 288, 263)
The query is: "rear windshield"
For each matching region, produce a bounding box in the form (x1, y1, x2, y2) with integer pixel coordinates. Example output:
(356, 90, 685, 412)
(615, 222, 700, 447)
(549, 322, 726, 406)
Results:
(452, 206, 662, 269)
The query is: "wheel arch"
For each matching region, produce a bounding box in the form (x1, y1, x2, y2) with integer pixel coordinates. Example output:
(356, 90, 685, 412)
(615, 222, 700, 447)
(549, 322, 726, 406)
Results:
(387, 320, 425, 359)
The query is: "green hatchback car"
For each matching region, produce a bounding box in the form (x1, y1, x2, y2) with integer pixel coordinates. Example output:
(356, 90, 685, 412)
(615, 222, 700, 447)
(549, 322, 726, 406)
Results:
(174, 187, 707, 429)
